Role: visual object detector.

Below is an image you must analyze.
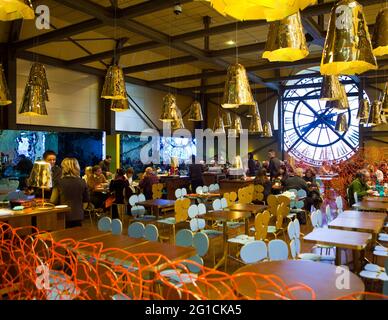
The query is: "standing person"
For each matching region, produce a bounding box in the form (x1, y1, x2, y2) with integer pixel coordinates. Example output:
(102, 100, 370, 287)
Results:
(268, 149, 281, 180)
(347, 169, 374, 206)
(15, 155, 33, 190)
(43, 150, 62, 188)
(50, 158, 89, 229)
(99, 155, 112, 179)
(247, 153, 257, 177)
(109, 168, 131, 219)
(125, 167, 136, 193)
(139, 167, 159, 200)
(189, 155, 204, 193)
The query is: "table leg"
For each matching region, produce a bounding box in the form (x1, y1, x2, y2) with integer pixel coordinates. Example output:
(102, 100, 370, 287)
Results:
(353, 250, 361, 273)
(335, 247, 341, 266)
(245, 218, 249, 235)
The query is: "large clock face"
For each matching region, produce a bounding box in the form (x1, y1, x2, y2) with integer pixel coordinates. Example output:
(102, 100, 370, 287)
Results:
(283, 76, 366, 166)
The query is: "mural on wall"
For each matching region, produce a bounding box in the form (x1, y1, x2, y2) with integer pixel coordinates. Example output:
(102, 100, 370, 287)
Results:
(120, 134, 197, 175)
(120, 135, 150, 175)
(57, 132, 103, 172)
(0, 130, 103, 181)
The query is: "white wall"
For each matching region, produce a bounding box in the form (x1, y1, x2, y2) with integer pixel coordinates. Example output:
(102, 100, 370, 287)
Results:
(16, 59, 101, 129)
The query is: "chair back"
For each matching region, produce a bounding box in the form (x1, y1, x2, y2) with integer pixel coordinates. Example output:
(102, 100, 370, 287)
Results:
(138, 193, 146, 202)
(325, 205, 332, 223)
(175, 198, 190, 223)
(290, 238, 301, 259)
(353, 192, 358, 204)
(212, 198, 222, 211)
(152, 183, 164, 199)
(175, 229, 194, 247)
(297, 189, 307, 198)
(127, 222, 145, 238)
(196, 186, 203, 194)
(220, 197, 228, 209)
(184, 255, 204, 273)
(193, 232, 209, 257)
(268, 239, 289, 261)
(254, 210, 270, 240)
(129, 194, 138, 206)
(253, 184, 264, 202)
(98, 217, 112, 232)
(111, 219, 122, 235)
(240, 240, 268, 264)
(144, 224, 159, 241)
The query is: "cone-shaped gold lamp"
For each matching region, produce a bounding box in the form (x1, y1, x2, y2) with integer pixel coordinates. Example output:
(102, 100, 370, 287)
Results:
(0, 0, 34, 21)
(372, 8, 388, 57)
(262, 11, 309, 62)
(368, 100, 383, 126)
(0, 64, 12, 106)
(228, 114, 243, 137)
(249, 111, 263, 134)
(101, 65, 127, 100)
(321, 0, 377, 75)
(357, 99, 370, 124)
(262, 121, 273, 138)
(188, 100, 203, 121)
(223, 112, 232, 127)
(213, 116, 225, 135)
(335, 113, 348, 132)
(320, 76, 346, 101)
(247, 102, 259, 118)
(19, 63, 49, 116)
(109, 98, 129, 112)
(222, 63, 255, 109)
(171, 106, 185, 130)
(325, 95, 349, 110)
(381, 83, 388, 112)
(160, 93, 176, 122)
(19, 85, 48, 116)
(202, 0, 317, 22)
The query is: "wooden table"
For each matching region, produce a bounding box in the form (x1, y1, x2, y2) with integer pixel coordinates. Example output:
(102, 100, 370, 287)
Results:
(233, 260, 365, 300)
(304, 228, 372, 273)
(363, 196, 388, 203)
(219, 178, 254, 194)
(202, 210, 251, 270)
(136, 199, 175, 219)
(0, 207, 68, 235)
(185, 193, 221, 204)
(37, 226, 110, 242)
(338, 210, 386, 221)
(353, 200, 388, 212)
(106, 241, 197, 272)
(78, 234, 149, 253)
(228, 203, 268, 215)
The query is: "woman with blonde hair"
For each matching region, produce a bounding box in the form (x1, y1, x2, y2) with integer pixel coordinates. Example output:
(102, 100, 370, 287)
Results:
(50, 158, 89, 228)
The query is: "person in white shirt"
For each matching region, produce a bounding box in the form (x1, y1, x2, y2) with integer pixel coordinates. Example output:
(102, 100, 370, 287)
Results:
(125, 167, 136, 193)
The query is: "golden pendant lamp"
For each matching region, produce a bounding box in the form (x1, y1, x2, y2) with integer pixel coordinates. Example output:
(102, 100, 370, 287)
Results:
(262, 121, 273, 138)
(171, 105, 185, 130)
(320, 0, 377, 75)
(109, 98, 129, 112)
(101, 65, 127, 100)
(0, 0, 34, 21)
(247, 102, 259, 118)
(335, 113, 348, 132)
(368, 100, 383, 126)
(0, 64, 12, 106)
(325, 96, 349, 110)
(160, 93, 176, 122)
(19, 63, 49, 116)
(249, 110, 263, 134)
(320, 76, 347, 101)
(262, 11, 309, 62)
(229, 114, 243, 137)
(223, 111, 232, 127)
(222, 63, 255, 109)
(372, 8, 388, 57)
(213, 116, 225, 135)
(201, 0, 317, 22)
(357, 99, 370, 124)
(188, 100, 203, 121)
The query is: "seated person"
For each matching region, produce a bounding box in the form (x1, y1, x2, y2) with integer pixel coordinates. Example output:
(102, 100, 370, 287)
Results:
(347, 169, 374, 206)
(82, 166, 93, 185)
(304, 168, 316, 185)
(254, 168, 272, 202)
(139, 167, 159, 200)
(283, 168, 309, 192)
(88, 165, 108, 209)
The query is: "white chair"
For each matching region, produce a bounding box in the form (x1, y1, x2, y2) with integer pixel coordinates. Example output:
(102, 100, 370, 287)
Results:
(203, 186, 209, 193)
(181, 188, 187, 197)
(288, 219, 321, 261)
(98, 217, 112, 232)
(212, 199, 222, 211)
(144, 224, 159, 241)
(111, 219, 122, 235)
(138, 193, 146, 202)
(188, 204, 206, 232)
(220, 197, 228, 209)
(214, 183, 220, 191)
(196, 186, 203, 194)
(127, 222, 145, 238)
(240, 240, 267, 264)
(175, 189, 183, 199)
(175, 229, 194, 247)
(325, 205, 332, 223)
(268, 239, 289, 261)
(209, 184, 216, 192)
(360, 263, 388, 281)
